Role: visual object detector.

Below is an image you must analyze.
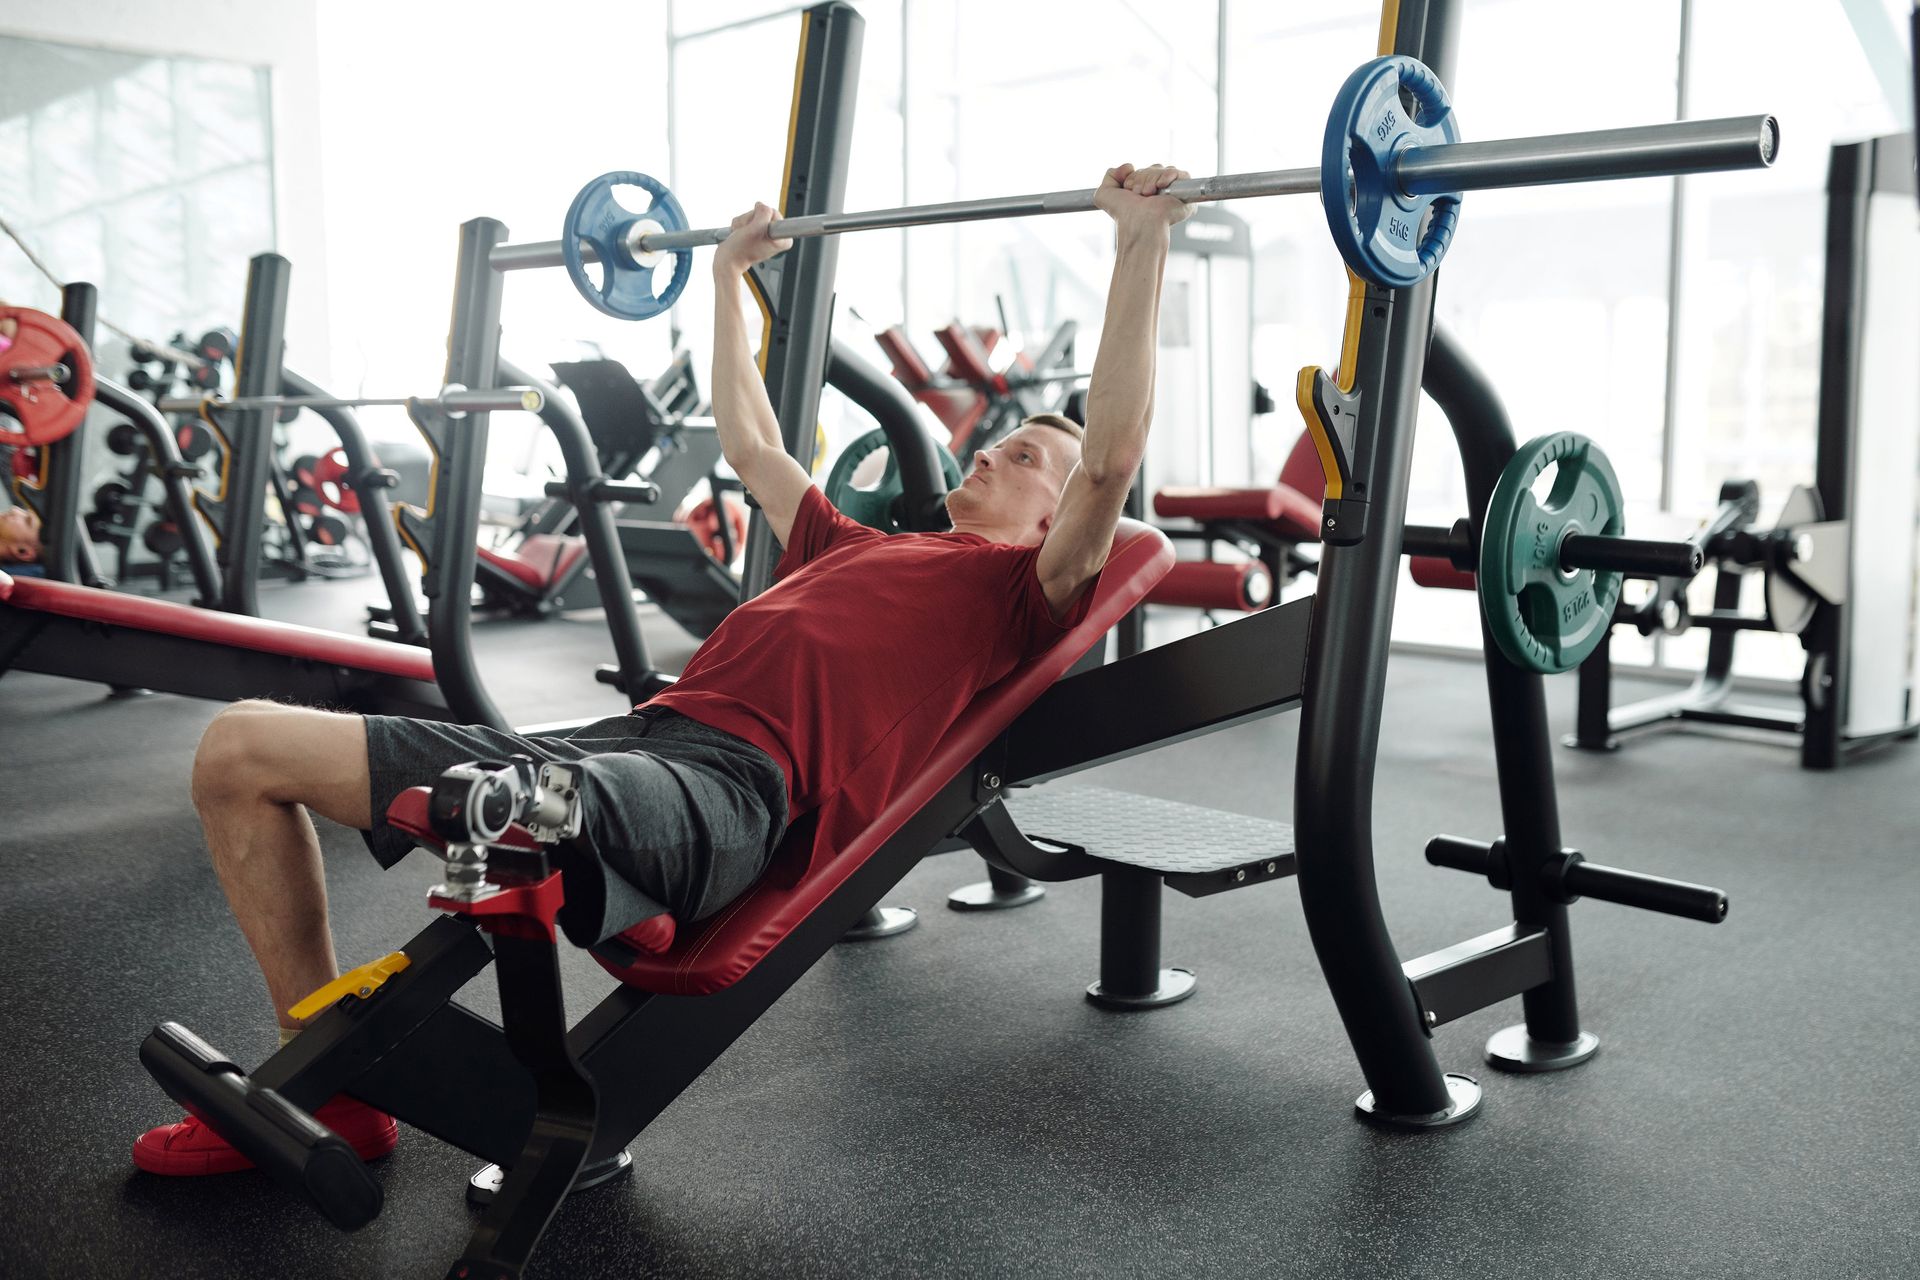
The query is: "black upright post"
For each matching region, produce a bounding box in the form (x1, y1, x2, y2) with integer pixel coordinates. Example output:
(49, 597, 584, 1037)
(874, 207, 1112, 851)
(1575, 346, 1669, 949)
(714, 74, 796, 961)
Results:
(277, 372, 428, 646)
(497, 356, 657, 697)
(219, 254, 293, 616)
(1803, 141, 1873, 769)
(431, 219, 511, 730)
(1291, 0, 1469, 1126)
(1423, 329, 1591, 1067)
(1569, 632, 1616, 749)
(737, 1, 863, 602)
(41, 282, 98, 586)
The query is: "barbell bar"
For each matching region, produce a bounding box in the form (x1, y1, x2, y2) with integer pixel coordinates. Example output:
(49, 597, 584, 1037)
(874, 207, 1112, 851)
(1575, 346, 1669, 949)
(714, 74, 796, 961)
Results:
(158, 387, 545, 417)
(490, 116, 1775, 271)
(1403, 523, 1705, 579)
(484, 55, 1775, 318)
(508, 112, 1775, 264)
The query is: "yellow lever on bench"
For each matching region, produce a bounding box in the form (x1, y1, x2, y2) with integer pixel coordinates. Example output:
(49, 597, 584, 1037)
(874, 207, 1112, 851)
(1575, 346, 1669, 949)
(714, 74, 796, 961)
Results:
(287, 951, 412, 1022)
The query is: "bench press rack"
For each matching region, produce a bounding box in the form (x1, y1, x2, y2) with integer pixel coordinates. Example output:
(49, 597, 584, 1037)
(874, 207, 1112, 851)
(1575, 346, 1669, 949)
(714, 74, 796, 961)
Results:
(135, 1, 1761, 1274)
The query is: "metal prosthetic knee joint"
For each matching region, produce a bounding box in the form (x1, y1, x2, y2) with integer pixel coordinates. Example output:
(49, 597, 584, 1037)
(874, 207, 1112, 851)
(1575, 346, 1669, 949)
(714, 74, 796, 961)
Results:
(425, 755, 584, 902)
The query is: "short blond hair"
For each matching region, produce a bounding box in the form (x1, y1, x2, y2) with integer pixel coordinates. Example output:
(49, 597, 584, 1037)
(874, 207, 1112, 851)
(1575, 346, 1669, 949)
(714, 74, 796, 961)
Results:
(1020, 412, 1084, 443)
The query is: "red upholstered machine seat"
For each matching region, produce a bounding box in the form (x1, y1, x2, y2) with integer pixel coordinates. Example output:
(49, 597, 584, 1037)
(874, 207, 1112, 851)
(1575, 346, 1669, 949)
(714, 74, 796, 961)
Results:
(0, 573, 436, 680)
(873, 327, 937, 389)
(577, 519, 1174, 996)
(1150, 429, 1328, 544)
(1409, 557, 1477, 591)
(1152, 484, 1323, 540)
(0, 568, 12, 599)
(933, 324, 1005, 394)
(476, 534, 589, 592)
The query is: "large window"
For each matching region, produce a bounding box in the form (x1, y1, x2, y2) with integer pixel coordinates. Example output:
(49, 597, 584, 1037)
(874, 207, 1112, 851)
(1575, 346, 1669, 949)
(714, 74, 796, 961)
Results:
(666, 0, 906, 455)
(658, 1, 1911, 674)
(1663, 0, 1906, 679)
(0, 36, 274, 345)
(901, 0, 1218, 347)
(665, 1, 1219, 458)
(313, 0, 673, 472)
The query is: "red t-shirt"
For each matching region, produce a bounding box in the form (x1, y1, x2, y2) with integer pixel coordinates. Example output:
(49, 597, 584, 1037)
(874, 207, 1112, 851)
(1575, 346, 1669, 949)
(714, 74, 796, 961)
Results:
(645, 485, 1090, 820)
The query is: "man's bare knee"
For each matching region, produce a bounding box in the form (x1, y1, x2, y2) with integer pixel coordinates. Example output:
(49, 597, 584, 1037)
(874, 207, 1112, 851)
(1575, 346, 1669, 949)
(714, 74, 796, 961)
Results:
(191, 701, 372, 829)
(191, 700, 292, 812)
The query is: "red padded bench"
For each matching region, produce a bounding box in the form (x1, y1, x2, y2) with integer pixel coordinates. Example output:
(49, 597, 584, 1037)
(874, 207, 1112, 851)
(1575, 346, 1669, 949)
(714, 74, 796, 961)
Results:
(1152, 428, 1326, 544)
(0, 570, 435, 680)
(1142, 430, 1327, 615)
(1149, 559, 1271, 611)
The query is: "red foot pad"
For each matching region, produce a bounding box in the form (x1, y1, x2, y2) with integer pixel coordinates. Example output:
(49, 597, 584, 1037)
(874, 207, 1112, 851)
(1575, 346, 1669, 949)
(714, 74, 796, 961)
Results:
(1410, 556, 1477, 591)
(934, 323, 1005, 393)
(132, 1097, 397, 1177)
(1146, 559, 1272, 611)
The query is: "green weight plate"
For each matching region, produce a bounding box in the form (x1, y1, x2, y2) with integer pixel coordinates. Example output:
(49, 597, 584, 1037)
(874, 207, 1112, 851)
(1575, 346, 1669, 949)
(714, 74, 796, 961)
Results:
(1478, 432, 1625, 674)
(821, 427, 962, 532)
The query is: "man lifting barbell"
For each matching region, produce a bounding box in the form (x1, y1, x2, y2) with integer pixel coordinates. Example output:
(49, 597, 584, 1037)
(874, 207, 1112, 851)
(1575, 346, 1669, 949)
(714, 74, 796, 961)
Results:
(132, 161, 1194, 1175)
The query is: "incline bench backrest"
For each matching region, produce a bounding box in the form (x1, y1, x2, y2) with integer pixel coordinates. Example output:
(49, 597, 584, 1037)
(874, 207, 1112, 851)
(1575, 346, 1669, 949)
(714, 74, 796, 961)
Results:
(593, 517, 1175, 995)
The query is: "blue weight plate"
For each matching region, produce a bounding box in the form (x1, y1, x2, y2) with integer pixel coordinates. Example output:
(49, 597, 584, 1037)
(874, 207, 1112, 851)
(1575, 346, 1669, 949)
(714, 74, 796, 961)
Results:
(1320, 55, 1462, 288)
(561, 171, 694, 321)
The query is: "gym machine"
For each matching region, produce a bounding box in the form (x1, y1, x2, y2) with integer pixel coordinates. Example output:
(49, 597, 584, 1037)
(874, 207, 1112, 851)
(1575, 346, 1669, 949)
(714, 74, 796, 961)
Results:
(874, 314, 1084, 461)
(135, 4, 1781, 1277)
(1563, 132, 1919, 768)
(0, 271, 553, 720)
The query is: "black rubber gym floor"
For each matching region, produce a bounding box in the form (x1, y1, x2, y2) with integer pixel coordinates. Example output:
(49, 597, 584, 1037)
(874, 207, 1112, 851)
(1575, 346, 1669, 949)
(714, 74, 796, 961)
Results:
(2, 579, 1915, 1279)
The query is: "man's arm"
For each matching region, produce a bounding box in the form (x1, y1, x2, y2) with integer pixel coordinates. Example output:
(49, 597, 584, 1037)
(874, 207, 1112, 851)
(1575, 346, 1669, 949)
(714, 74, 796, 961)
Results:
(711, 204, 813, 548)
(1036, 164, 1190, 619)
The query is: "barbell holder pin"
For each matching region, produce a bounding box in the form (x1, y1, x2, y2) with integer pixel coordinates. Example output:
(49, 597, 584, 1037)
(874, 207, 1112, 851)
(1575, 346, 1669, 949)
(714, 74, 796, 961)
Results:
(7, 364, 72, 385)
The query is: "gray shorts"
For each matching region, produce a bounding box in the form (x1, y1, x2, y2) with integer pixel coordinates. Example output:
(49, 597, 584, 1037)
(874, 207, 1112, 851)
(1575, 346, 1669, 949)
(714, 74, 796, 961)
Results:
(361, 707, 789, 946)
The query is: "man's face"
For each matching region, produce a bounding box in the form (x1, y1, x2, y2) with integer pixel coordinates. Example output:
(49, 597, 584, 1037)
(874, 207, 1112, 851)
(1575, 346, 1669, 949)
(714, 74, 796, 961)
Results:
(0, 507, 41, 564)
(944, 424, 1079, 537)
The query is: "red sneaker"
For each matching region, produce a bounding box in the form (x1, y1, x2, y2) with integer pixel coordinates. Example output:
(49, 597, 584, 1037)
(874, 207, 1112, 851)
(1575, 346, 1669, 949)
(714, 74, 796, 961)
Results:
(132, 1096, 398, 1176)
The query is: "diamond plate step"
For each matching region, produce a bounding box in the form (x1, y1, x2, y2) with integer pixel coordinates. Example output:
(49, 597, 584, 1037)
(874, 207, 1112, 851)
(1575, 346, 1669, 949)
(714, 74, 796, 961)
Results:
(1001, 785, 1296, 898)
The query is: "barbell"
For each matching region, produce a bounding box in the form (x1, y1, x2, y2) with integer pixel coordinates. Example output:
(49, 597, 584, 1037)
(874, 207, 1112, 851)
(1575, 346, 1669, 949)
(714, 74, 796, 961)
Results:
(158, 387, 545, 417)
(488, 55, 1778, 320)
(0, 308, 542, 450)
